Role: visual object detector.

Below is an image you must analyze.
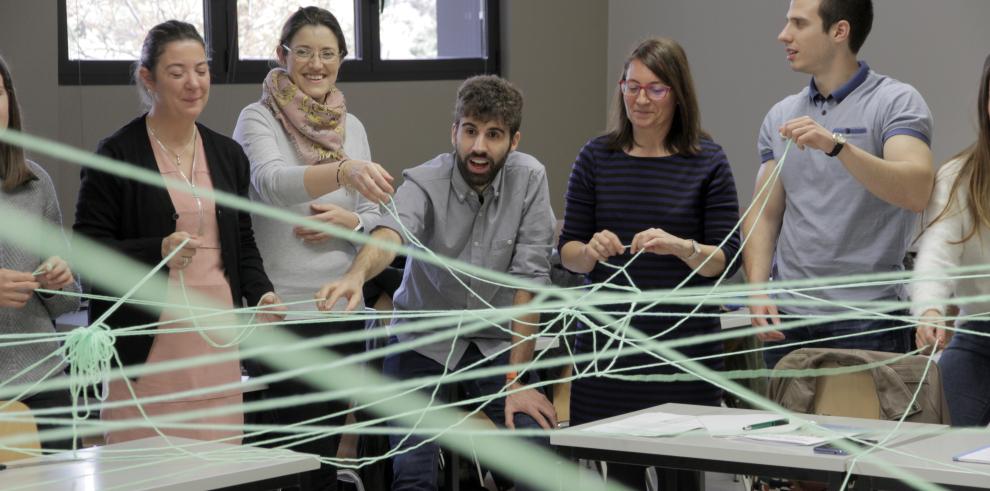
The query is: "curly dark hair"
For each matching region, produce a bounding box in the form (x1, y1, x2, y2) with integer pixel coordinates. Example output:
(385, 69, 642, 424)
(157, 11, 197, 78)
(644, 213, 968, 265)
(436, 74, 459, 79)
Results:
(453, 75, 524, 135)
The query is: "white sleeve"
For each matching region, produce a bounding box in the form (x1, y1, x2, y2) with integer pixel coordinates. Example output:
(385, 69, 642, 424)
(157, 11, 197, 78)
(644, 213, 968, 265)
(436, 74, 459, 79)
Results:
(911, 161, 967, 316)
(232, 104, 311, 207)
(345, 113, 372, 161)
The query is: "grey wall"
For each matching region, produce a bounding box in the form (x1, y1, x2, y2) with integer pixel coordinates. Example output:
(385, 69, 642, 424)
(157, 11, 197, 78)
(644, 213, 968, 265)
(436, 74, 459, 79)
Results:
(0, 0, 609, 223)
(17, 0, 985, 223)
(608, 0, 990, 204)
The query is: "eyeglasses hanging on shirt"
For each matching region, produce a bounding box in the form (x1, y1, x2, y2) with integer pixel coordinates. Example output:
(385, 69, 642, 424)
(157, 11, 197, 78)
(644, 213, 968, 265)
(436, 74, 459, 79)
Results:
(149, 126, 217, 250)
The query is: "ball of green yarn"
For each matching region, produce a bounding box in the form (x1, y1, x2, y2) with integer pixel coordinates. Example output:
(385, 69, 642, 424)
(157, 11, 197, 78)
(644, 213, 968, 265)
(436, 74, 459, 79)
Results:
(63, 323, 116, 387)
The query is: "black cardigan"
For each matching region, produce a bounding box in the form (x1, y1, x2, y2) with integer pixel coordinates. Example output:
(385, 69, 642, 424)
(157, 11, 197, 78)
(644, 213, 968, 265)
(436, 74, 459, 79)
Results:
(73, 115, 274, 367)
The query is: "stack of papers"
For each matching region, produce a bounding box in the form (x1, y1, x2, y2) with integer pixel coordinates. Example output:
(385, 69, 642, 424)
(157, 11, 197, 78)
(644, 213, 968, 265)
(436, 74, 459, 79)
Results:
(581, 412, 702, 437)
(954, 445, 990, 464)
(581, 412, 798, 438)
(733, 423, 869, 446)
(579, 411, 877, 447)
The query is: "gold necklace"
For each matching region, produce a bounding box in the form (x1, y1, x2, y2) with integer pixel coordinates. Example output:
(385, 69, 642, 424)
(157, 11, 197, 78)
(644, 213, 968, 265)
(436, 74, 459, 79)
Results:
(149, 124, 205, 236)
(148, 125, 199, 193)
(148, 124, 197, 171)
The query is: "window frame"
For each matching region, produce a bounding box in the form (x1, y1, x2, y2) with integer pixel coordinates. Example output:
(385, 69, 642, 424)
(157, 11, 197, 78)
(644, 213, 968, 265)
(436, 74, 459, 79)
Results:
(57, 0, 501, 86)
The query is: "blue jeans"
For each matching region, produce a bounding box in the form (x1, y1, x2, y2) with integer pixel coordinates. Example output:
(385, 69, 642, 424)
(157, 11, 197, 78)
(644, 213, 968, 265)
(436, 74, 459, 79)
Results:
(939, 321, 990, 427)
(383, 341, 547, 491)
(762, 310, 912, 370)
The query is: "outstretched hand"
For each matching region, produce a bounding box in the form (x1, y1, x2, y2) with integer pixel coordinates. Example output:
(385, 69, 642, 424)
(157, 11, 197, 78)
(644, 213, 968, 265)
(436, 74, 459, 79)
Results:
(341, 159, 395, 204)
(316, 273, 366, 312)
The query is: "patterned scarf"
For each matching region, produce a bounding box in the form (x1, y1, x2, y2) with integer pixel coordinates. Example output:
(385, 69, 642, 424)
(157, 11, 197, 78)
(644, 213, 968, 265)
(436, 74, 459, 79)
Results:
(261, 68, 347, 165)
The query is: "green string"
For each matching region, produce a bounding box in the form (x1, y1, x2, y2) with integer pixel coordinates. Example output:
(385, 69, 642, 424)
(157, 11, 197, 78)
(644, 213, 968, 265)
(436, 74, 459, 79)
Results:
(1, 127, 985, 490)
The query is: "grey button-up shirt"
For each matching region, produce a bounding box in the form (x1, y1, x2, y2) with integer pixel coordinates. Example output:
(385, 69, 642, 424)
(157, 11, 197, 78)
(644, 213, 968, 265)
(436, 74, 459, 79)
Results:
(374, 151, 555, 367)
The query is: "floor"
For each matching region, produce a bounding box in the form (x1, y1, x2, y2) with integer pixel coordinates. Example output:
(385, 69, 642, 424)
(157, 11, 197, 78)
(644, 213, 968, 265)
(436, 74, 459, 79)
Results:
(705, 472, 747, 491)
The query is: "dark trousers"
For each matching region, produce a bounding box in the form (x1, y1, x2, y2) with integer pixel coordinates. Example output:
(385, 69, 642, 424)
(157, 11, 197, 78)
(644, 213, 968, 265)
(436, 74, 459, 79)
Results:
(762, 310, 912, 370)
(940, 321, 990, 426)
(382, 341, 547, 491)
(247, 319, 366, 491)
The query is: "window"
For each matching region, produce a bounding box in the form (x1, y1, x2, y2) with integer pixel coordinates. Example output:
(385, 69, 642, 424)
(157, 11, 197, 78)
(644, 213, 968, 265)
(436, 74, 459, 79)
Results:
(237, 1, 356, 61)
(58, 0, 500, 85)
(64, 0, 206, 61)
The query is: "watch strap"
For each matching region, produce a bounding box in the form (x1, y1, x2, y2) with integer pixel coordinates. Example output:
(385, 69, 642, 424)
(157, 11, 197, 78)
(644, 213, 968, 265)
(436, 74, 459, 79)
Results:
(685, 239, 701, 260)
(826, 132, 846, 157)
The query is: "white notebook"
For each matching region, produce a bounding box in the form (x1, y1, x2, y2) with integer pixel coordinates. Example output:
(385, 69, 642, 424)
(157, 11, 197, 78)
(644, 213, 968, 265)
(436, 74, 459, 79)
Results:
(581, 412, 702, 437)
(953, 444, 990, 464)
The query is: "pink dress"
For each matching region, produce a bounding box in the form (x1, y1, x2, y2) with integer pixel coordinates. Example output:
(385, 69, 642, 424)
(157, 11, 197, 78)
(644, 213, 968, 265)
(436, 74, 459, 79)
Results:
(102, 130, 244, 444)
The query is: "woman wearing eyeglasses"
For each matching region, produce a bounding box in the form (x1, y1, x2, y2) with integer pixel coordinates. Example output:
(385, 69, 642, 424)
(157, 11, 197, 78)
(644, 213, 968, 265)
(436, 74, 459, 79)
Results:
(559, 37, 741, 489)
(73, 21, 285, 444)
(232, 7, 390, 490)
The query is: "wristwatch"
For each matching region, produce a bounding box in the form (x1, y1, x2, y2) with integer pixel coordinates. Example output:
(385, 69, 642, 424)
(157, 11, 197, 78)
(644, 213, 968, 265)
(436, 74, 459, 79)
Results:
(826, 132, 847, 157)
(684, 239, 701, 260)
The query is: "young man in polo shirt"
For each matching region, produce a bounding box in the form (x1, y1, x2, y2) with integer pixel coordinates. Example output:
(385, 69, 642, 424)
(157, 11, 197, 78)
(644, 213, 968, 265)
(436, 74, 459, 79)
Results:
(742, 0, 934, 369)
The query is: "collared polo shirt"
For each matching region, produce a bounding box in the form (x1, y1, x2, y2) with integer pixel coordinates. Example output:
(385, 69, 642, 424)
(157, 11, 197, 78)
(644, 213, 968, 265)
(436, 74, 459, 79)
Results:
(757, 62, 933, 315)
(375, 151, 555, 366)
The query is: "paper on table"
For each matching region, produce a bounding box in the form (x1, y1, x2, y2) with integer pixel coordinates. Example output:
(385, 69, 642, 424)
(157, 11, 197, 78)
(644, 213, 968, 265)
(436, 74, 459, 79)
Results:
(738, 433, 831, 446)
(954, 444, 990, 464)
(734, 422, 867, 446)
(581, 412, 703, 437)
(698, 413, 800, 436)
(696, 414, 790, 436)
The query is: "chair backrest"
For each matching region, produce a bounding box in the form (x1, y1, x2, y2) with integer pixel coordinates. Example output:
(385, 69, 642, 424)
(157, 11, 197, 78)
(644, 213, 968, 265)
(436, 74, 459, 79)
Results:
(811, 360, 882, 419)
(769, 348, 951, 424)
(0, 400, 41, 463)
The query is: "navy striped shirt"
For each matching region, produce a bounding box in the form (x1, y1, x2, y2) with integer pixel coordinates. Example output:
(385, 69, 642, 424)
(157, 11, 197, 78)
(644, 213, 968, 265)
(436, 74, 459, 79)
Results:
(559, 135, 742, 424)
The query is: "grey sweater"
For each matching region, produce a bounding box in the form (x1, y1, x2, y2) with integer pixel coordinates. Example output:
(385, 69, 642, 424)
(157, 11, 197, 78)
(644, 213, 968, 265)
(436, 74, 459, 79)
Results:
(233, 105, 380, 313)
(0, 161, 81, 395)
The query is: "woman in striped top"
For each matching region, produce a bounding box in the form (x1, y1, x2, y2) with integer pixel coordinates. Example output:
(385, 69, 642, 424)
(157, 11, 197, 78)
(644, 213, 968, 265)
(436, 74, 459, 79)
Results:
(559, 37, 741, 489)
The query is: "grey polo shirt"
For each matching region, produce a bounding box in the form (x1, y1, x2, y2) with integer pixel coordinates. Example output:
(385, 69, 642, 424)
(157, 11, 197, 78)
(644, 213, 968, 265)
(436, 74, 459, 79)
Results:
(758, 62, 933, 315)
(375, 151, 555, 367)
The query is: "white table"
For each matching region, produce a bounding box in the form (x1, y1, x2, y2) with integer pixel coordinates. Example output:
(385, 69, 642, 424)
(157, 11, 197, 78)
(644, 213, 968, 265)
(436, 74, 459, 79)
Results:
(850, 429, 990, 490)
(1, 435, 319, 491)
(551, 403, 945, 491)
